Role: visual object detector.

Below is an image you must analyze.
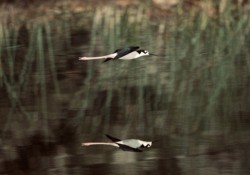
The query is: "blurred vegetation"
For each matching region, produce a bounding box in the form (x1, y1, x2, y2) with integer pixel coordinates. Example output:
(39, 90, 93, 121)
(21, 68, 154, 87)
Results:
(0, 0, 250, 139)
(1, 2, 250, 174)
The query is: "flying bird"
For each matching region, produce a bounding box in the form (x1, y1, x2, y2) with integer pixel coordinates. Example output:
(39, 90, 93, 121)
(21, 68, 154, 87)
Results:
(82, 134, 154, 152)
(79, 46, 160, 62)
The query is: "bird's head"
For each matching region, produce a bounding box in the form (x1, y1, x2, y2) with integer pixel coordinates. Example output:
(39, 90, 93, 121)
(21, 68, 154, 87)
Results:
(137, 49, 161, 58)
(136, 50, 150, 58)
(139, 141, 152, 148)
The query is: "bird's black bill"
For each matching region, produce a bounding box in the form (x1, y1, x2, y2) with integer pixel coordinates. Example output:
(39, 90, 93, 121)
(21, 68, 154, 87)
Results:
(152, 139, 159, 143)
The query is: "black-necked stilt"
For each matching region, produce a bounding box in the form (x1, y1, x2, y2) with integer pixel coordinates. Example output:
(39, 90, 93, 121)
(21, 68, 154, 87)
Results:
(82, 134, 154, 152)
(79, 46, 159, 62)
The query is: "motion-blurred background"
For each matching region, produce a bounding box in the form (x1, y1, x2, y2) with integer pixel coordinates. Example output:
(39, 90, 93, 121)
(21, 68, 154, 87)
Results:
(0, 0, 250, 174)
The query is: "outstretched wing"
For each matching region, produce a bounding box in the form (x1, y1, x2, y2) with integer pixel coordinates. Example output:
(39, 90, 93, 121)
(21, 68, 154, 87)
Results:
(105, 134, 121, 142)
(103, 58, 113, 63)
(117, 143, 143, 152)
(113, 48, 123, 53)
(113, 46, 139, 60)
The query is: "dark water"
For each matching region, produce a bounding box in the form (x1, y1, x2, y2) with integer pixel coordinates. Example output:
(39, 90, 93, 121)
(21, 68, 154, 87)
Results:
(1, 7, 250, 175)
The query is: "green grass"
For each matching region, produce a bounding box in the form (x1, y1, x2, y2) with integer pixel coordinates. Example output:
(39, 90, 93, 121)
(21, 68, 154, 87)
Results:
(0, 2, 250, 138)
(74, 3, 250, 135)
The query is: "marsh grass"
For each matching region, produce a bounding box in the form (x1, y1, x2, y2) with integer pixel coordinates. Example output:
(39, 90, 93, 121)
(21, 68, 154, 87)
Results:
(1, 2, 250, 138)
(165, 5, 250, 134)
(0, 21, 67, 136)
(74, 3, 250, 135)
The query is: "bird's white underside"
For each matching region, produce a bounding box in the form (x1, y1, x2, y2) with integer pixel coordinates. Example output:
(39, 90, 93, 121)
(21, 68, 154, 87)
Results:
(79, 51, 144, 60)
(119, 52, 139, 60)
(117, 139, 152, 148)
(82, 139, 152, 149)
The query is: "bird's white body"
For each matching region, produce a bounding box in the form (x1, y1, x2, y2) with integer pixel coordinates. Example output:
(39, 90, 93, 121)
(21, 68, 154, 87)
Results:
(79, 51, 148, 60)
(82, 134, 153, 152)
(118, 51, 145, 60)
(116, 139, 152, 148)
(82, 140, 152, 148)
(79, 46, 153, 62)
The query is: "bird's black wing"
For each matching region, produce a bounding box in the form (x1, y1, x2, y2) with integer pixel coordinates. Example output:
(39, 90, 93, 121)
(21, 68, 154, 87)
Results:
(113, 46, 140, 60)
(113, 48, 123, 53)
(103, 58, 113, 63)
(102, 48, 124, 62)
(105, 134, 121, 142)
(117, 143, 143, 152)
